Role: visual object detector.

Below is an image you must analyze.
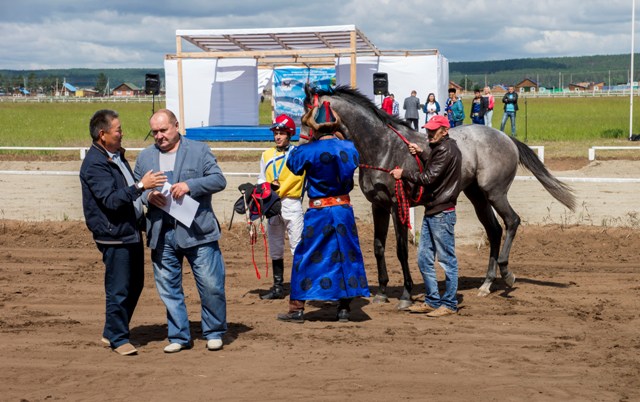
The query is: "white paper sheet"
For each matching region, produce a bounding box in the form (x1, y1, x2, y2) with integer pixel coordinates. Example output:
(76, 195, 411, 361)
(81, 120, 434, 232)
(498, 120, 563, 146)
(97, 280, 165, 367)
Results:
(158, 182, 198, 228)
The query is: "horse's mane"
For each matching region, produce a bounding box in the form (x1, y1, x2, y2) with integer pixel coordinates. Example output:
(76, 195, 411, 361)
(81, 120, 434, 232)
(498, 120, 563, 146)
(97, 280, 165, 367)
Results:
(310, 85, 413, 129)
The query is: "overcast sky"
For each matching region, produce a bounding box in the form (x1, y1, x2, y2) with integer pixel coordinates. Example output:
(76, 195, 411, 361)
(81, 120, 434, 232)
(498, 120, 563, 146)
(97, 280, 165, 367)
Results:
(0, 0, 637, 69)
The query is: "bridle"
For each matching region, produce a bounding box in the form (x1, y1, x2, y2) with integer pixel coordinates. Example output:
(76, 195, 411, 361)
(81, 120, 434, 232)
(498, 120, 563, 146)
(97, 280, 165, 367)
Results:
(302, 91, 424, 229)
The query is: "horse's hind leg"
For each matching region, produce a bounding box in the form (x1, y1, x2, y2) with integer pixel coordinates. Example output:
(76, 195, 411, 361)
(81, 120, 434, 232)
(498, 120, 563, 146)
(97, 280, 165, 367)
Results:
(371, 203, 390, 304)
(391, 210, 413, 310)
(488, 194, 520, 289)
(464, 184, 503, 297)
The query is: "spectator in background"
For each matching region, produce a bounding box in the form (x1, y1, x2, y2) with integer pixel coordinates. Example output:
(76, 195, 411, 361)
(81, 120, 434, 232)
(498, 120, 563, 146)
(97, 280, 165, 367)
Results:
(381, 93, 393, 115)
(500, 86, 519, 136)
(445, 90, 465, 127)
(470, 89, 487, 125)
(391, 94, 400, 118)
(483, 86, 495, 127)
(422, 93, 440, 128)
(403, 90, 421, 130)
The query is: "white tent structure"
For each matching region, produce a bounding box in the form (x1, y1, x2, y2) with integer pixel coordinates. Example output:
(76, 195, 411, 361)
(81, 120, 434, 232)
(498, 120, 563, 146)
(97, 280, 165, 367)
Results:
(165, 25, 449, 138)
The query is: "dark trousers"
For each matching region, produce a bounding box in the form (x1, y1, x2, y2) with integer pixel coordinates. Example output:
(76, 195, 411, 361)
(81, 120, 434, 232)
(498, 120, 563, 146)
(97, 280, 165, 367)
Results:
(97, 242, 144, 348)
(406, 118, 419, 131)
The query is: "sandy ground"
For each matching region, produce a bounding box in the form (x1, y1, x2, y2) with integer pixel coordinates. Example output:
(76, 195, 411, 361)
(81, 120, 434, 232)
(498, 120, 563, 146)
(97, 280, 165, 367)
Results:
(1, 158, 640, 401)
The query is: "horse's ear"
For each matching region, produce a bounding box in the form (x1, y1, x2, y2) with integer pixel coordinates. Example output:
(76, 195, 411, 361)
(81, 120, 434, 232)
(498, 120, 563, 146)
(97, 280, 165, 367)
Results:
(304, 82, 313, 100)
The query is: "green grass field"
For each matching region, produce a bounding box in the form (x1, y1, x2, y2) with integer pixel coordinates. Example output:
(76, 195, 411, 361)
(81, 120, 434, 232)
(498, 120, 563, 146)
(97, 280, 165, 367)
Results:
(1, 96, 639, 159)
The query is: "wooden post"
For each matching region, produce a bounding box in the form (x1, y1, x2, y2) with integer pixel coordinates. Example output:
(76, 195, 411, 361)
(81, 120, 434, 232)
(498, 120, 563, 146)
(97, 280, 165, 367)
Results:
(350, 30, 357, 87)
(176, 35, 186, 135)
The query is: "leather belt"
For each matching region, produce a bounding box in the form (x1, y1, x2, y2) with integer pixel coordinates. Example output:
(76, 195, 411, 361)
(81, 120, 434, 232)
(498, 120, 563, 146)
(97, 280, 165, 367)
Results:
(309, 195, 351, 209)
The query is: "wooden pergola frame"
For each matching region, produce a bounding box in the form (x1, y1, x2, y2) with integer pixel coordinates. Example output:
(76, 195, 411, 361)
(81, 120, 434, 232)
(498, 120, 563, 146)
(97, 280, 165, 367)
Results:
(166, 25, 438, 132)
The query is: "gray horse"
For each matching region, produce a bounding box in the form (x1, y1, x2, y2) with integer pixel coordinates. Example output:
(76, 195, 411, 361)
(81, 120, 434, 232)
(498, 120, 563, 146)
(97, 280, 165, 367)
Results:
(301, 85, 576, 308)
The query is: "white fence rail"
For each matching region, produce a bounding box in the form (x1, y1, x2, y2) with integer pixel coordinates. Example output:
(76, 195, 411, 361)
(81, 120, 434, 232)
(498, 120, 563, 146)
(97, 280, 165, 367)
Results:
(0, 146, 269, 160)
(588, 146, 640, 161)
(0, 145, 547, 163)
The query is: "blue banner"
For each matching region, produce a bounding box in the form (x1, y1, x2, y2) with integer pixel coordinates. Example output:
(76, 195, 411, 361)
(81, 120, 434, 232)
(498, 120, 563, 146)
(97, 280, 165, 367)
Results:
(273, 67, 335, 123)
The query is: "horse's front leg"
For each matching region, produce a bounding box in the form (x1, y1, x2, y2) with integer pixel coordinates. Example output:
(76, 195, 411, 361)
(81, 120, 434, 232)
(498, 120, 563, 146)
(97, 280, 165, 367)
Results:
(391, 210, 413, 310)
(371, 203, 390, 304)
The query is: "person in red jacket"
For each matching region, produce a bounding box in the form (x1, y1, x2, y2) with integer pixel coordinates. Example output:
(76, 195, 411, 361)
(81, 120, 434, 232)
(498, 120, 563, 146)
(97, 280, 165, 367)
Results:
(381, 93, 394, 115)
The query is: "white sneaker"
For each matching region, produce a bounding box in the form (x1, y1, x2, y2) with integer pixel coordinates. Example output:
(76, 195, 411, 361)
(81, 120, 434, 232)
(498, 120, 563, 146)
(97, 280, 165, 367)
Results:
(164, 343, 187, 353)
(206, 339, 223, 351)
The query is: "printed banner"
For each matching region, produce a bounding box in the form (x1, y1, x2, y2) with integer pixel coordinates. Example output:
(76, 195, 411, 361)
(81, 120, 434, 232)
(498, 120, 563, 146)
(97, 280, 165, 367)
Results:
(273, 67, 335, 123)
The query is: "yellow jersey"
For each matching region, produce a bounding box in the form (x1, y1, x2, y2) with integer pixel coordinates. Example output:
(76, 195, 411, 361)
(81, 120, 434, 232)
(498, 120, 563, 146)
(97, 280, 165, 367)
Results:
(259, 146, 304, 198)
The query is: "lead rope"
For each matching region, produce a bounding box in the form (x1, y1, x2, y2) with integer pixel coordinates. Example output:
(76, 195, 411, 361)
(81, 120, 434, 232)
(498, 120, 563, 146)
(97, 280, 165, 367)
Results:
(248, 197, 269, 280)
(357, 124, 426, 229)
(358, 164, 413, 229)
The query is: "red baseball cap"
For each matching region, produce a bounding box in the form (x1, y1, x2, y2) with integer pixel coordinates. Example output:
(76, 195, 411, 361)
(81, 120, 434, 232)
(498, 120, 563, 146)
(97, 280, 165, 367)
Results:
(422, 115, 450, 130)
(270, 114, 296, 135)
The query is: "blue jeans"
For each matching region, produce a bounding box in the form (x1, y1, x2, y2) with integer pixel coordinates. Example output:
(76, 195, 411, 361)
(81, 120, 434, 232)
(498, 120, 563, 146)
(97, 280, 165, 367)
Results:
(484, 109, 493, 127)
(500, 111, 516, 136)
(97, 242, 144, 348)
(152, 228, 227, 345)
(417, 210, 458, 311)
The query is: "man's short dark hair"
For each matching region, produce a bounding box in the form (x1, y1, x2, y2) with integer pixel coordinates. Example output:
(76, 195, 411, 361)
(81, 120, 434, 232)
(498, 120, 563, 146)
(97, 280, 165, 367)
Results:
(448, 88, 456, 94)
(89, 109, 118, 142)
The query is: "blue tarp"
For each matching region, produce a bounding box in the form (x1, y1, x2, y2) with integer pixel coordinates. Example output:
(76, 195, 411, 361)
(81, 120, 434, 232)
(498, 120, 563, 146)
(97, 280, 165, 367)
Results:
(63, 82, 77, 92)
(19, 88, 30, 95)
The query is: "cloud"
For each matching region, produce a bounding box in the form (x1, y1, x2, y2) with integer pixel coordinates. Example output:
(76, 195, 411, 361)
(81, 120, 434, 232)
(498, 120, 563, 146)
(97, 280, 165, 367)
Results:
(0, 0, 638, 68)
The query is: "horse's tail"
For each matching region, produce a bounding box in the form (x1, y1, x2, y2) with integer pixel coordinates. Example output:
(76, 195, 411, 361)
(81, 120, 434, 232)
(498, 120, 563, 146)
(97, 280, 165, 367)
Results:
(509, 137, 576, 211)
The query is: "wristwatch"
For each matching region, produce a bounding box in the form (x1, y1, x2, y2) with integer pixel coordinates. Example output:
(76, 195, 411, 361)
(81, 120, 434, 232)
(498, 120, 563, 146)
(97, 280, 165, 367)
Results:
(135, 181, 145, 192)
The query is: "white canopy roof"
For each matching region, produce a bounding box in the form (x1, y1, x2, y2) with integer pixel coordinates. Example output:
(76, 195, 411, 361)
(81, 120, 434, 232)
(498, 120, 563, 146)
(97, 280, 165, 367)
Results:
(174, 25, 380, 60)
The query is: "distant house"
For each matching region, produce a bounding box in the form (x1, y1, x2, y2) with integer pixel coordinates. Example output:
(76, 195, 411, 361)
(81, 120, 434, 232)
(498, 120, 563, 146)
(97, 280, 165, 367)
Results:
(62, 82, 77, 96)
(515, 78, 539, 93)
(491, 84, 507, 94)
(568, 83, 588, 92)
(573, 81, 605, 91)
(448, 81, 464, 94)
(112, 83, 142, 97)
(76, 88, 99, 97)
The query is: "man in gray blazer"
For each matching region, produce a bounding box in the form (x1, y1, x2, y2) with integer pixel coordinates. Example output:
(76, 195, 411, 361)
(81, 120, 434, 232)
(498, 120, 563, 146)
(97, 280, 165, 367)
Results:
(403, 90, 421, 131)
(134, 109, 227, 354)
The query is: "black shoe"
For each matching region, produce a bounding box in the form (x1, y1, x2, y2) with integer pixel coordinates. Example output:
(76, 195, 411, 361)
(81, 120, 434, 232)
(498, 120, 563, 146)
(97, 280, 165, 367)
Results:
(277, 310, 304, 323)
(260, 287, 284, 300)
(336, 309, 350, 322)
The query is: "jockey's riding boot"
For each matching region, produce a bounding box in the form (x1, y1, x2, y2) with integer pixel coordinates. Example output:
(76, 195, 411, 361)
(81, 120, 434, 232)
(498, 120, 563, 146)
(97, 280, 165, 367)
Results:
(336, 298, 352, 322)
(260, 259, 285, 300)
(277, 300, 305, 323)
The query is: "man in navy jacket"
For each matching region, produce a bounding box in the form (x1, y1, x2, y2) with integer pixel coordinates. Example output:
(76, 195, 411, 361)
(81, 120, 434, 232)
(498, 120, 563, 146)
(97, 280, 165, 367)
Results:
(80, 109, 166, 355)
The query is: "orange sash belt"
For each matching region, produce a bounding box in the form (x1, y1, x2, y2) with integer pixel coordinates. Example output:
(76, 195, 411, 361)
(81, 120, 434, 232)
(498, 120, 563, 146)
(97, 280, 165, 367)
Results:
(309, 195, 351, 209)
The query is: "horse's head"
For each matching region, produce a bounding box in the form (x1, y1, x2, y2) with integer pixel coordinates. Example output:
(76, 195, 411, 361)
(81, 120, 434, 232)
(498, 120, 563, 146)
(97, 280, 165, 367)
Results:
(299, 83, 350, 144)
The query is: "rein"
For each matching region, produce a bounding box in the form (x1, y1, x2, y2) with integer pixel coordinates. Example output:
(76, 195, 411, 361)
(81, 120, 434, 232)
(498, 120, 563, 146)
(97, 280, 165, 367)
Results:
(358, 124, 426, 229)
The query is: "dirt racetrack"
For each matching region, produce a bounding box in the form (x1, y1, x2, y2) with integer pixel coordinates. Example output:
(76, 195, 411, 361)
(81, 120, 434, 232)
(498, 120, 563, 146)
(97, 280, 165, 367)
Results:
(1, 159, 640, 401)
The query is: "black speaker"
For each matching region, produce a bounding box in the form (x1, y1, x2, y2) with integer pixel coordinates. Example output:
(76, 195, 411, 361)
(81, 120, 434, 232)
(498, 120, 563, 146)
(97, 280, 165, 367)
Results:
(144, 73, 161, 95)
(373, 72, 388, 95)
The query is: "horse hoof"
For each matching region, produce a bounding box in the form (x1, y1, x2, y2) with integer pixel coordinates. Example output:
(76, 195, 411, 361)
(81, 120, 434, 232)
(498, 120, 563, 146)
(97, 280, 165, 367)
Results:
(396, 300, 412, 311)
(372, 294, 389, 304)
(504, 272, 516, 288)
(477, 285, 491, 297)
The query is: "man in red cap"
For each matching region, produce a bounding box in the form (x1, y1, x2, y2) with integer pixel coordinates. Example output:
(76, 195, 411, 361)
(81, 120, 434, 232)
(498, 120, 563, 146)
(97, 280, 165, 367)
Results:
(390, 115, 462, 317)
(257, 114, 305, 300)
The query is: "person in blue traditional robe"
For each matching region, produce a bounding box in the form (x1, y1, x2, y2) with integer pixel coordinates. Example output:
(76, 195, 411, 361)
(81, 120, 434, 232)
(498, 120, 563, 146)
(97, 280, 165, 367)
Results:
(276, 101, 369, 323)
